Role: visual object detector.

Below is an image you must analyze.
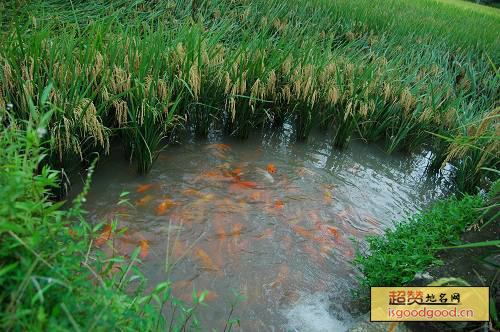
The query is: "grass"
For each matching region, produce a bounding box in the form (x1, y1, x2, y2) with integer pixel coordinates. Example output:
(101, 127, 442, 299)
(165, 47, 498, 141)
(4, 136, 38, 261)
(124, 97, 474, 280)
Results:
(353, 194, 485, 294)
(437, 0, 500, 14)
(0, 104, 235, 330)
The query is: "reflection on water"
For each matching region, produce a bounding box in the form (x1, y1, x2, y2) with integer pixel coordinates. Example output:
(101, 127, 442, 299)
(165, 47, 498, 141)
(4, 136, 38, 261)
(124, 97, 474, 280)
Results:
(81, 129, 450, 331)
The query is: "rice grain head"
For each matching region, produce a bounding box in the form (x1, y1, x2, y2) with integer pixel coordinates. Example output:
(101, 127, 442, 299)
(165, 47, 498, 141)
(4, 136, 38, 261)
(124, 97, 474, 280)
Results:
(267, 69, 276, 97)
(189, 62, 201, 101)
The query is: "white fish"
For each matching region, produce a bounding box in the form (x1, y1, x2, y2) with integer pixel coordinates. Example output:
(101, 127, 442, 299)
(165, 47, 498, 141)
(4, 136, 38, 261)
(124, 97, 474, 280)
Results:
(256, 167, 274, 183)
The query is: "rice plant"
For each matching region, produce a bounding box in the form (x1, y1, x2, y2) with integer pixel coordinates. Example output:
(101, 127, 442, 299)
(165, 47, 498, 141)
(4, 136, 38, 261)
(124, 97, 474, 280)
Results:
(0, 0, 497, 187)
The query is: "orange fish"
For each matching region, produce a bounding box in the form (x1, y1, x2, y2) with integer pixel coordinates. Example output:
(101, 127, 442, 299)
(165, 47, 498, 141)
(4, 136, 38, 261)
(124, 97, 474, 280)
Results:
(296, 167, 315, 177)
(325, 225, 340, 241)
(136, 195, 154, 206)
(267, 163, 277, 174)
(230, 223, 243, 237)
(196, 290, 219, 301)
(217, 162, 231, 169)
(271, 264, 288, 288)
(319, 244, 334, 257)
(137, 184, 153, 193)
(337, 206, 353, 221)
(232, 168, 243, 176)
(171, 240, 188, 260)
(321, 183, 337, 190)
(291, 225, 315, 240)
(99, 262, 123, 277)
(210, 150, 227, 159)
(312, 222, 339, 244)
(323, 191, 333, 204)
(206, 144, 231, 151)
(212, 214, 227, 247)
(274, 200, 285, 209)
(65, 224, 77, 238)
(195, 171, 233, 183)
(68, 228, 77, 238)
(228, 183, 246, 193)
(364, 215, 381, 227)
(256, 228, 273, 239)
(340, 245, 355, 259)
(139, 239, 149, 259)
(282, 234, 293, 253)
(227, 223, 244, 255)
(109, 262, 122, 275)
(250, 191, 263, 201)
(95, 225, 112, 246)
(195, 248, 218, 271)
(303, 243, 324, 263)
(307, 211, 321, 224)
(204, 171, 220, 177)
(181, 188, 203, 197)
(156, 198, 176, 215)
(172, 279, 192, 292)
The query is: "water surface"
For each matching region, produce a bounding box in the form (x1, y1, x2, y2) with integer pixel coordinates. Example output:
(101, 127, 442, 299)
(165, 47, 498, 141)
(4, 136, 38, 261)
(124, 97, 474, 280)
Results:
(82, 129, 449, 331)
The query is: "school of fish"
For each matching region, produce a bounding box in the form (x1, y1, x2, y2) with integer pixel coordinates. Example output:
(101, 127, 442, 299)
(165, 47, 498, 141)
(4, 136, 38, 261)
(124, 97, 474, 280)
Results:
(90, 143, 365, 312)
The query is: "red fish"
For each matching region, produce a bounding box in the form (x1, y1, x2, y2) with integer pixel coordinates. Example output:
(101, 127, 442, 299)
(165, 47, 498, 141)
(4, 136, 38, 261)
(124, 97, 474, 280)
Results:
(228, 182, 257, 194)
(267, 163, 277, 174)
(239, 181, 257, 188)
(135, 195, 154, 206)
(137, 184, 153, 193)
(95, 225, 112, 246)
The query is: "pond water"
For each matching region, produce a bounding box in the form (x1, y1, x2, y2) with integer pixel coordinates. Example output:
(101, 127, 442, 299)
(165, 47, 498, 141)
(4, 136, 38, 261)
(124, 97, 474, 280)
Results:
(81, 129, 450, 331)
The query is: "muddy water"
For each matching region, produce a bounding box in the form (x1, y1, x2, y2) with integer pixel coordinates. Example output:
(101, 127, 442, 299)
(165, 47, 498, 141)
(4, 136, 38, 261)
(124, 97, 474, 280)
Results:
(82, 129, 450, 331)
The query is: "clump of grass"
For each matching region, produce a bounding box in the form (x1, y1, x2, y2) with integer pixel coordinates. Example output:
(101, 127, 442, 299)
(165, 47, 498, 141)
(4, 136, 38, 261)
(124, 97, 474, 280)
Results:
(428, 108, 499, 194)
(0, 105, 209, 330)
(353, 194, 484, 294)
